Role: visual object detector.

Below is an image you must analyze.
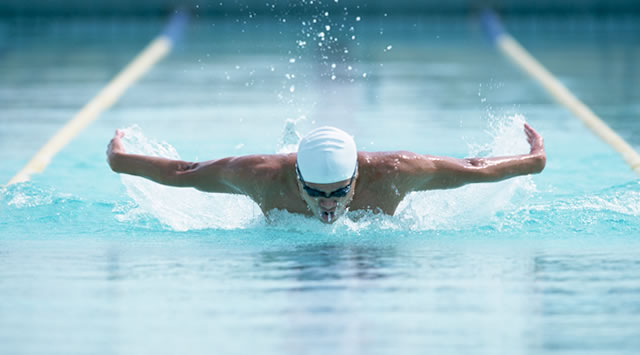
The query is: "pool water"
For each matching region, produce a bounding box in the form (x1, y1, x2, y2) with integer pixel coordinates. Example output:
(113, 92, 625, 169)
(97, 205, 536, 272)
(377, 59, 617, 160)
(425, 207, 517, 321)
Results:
(1, 12, 640, 355)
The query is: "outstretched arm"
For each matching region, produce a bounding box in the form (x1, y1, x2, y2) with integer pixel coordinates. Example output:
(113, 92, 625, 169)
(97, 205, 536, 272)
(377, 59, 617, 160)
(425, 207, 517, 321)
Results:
(410, 123, 546, 191)
(106, 130, 269, 194)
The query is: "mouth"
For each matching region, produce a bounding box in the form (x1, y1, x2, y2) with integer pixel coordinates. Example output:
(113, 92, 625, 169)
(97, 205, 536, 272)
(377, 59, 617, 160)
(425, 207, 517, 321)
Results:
(320, 210, 336, 223)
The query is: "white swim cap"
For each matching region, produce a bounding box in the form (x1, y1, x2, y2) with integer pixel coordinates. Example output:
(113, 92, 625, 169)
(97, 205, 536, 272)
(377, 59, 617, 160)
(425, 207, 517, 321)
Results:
(296, 126, 358, 184)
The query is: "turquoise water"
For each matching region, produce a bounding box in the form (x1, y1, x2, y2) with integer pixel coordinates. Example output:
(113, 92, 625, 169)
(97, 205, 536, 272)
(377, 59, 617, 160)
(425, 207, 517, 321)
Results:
(2, 13, 640, 355)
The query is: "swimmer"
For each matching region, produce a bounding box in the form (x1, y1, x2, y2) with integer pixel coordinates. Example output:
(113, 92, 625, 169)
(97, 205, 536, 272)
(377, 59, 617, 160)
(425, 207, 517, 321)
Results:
(107, 124, 545, 224)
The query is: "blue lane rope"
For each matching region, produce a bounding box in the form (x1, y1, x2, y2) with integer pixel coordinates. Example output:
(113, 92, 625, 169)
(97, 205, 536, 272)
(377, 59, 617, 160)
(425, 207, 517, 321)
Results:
(480, 9, 506, 43)
(163, 8, 189, 43)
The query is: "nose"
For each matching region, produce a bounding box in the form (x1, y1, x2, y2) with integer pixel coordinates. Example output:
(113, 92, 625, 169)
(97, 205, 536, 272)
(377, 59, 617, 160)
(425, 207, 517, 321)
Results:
(318, 198, 337, 210)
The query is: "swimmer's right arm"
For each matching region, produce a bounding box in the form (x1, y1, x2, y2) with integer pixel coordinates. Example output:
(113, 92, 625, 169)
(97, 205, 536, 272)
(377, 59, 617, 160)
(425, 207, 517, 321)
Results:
(106, 130, 263, 194)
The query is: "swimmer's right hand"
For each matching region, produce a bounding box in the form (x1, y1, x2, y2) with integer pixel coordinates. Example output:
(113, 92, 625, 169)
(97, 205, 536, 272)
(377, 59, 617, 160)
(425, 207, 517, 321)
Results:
(107, 129, 126, 172)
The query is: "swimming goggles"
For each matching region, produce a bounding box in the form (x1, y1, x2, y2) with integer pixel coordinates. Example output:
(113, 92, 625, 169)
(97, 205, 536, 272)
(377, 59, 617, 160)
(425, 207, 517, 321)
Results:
(296, 164, 357, 198)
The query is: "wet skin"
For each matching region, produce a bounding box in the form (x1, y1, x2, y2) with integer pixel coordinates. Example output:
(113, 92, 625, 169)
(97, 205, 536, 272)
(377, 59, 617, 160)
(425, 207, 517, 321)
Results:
(107, 124, 546, 224)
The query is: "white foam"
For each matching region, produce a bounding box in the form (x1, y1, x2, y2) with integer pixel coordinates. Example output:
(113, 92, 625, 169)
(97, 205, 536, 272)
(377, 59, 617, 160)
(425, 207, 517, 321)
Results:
(2, 183, 71, 209)
(529, 187, 640, 217)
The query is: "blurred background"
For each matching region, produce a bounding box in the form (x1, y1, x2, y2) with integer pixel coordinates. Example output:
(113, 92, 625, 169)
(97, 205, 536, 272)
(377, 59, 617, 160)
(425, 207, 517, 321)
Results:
(1, 0, 639, 183)
(1, 0, 640, 16)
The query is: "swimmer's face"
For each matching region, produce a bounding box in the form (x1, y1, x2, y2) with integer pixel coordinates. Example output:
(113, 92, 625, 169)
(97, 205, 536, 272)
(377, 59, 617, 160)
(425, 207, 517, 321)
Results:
(297, 174, 357, 224)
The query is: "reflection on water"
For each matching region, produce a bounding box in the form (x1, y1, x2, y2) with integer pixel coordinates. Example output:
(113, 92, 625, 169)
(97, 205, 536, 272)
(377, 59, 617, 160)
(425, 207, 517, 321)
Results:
(2, 232, 640, 354)
(532, 254, 640, 351)
(259, 242, 398, 285)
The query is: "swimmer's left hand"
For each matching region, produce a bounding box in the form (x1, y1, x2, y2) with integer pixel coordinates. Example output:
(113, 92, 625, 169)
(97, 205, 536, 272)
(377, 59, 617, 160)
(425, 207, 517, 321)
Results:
(524, 123, 544, 154)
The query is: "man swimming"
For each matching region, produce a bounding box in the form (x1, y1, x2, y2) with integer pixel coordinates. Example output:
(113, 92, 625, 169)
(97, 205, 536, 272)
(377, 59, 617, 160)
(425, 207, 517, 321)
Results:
(107, 124, 545, 224)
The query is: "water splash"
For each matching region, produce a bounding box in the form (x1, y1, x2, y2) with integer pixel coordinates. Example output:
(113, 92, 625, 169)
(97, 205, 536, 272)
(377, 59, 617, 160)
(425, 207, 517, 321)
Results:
(0, 182, 72, 209)
(0, 183, 115, 236)
(507, 180, 640, 234)
(259, 208, 402, 237)
(395, 114, 537, 231)
(277, 118, 304, 154)
(115, 125, 263, 231)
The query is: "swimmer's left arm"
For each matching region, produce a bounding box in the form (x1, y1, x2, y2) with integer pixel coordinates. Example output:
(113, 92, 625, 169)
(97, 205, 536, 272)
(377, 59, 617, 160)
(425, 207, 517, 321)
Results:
(408, 123, 546, 191)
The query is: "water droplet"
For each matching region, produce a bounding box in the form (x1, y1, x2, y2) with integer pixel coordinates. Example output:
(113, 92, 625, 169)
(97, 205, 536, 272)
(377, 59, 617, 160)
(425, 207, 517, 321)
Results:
(289, 58, 296, 63)
(356, 16, 361, 21)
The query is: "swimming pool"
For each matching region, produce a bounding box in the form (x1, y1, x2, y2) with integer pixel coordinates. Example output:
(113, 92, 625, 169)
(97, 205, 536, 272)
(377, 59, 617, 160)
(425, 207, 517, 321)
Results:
(1, 11, 640, 355)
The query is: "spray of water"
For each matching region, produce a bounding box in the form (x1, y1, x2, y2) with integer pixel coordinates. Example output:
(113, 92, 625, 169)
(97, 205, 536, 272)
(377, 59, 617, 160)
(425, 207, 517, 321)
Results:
(277, 118, 304, 154)
(115, 125, 263, 231)
(394, 114, 538, 230)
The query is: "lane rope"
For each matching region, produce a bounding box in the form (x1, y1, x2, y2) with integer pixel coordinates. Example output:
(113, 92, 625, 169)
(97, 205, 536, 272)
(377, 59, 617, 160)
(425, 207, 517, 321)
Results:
(481, 9, 640, 177)
(7, 9, 188, 185)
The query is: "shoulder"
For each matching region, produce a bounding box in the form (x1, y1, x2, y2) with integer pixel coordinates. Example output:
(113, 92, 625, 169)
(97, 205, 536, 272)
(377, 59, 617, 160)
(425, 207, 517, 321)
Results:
(223, 153, 295, 181)
(356, 151, 443, 195)
(189, 153, 293, 193)
(358, 151, 436, 177)
(242, 153, 298, 209)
